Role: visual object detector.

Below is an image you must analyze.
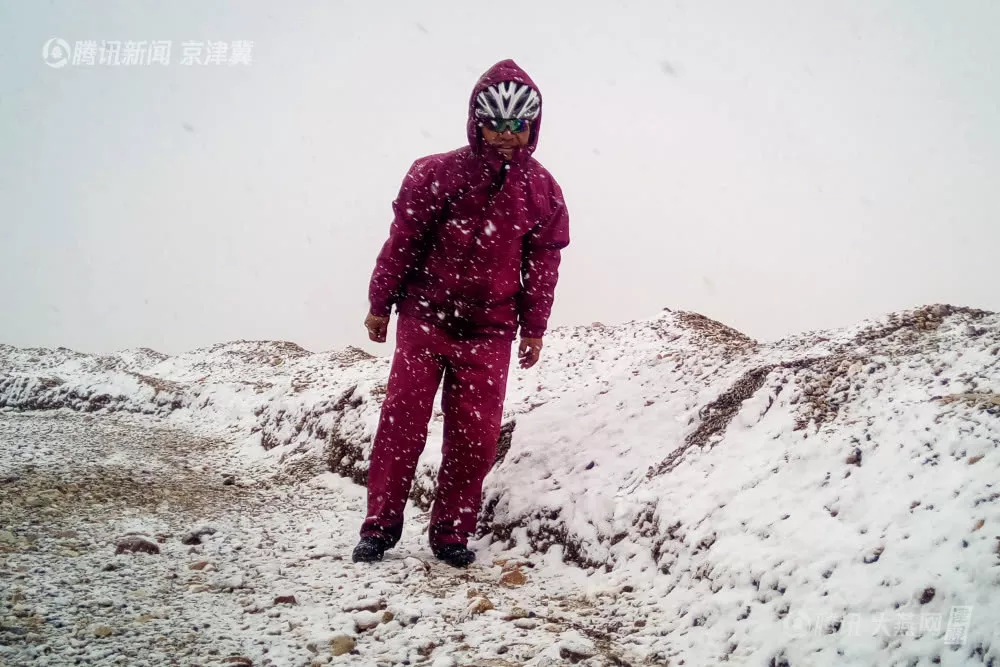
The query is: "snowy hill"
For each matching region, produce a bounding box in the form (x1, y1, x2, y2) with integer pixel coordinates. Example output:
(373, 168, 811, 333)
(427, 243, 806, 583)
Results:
(2, 304, 998, 665)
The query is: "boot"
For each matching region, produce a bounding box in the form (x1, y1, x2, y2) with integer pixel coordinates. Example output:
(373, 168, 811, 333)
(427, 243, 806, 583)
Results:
(352, 536, 389, 563)
(432, 543, 476, 568)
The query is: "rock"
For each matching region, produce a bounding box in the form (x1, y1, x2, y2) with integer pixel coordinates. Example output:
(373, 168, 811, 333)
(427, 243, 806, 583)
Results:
(863, 546, 884, 564)
(93, 625, 114, 638)
(342, 598, 384, 613)
(500, 567, 527, 587)
(514, 618, 541, 629)
(222, 658, 253, 666)
(373, 619, 403, 641)
(504, 607, 530, 621)
(559, 633, 597, 661)
(181, 527, 217, 545)
(396, 608, 421, 626)
(115, 536, 160, 555)
(919, 587, 936, 604)
(189, 561, 211, 570)
(0, 531, 18, 545)
(973, 519, 985, 531)
(273, 595, 297, 606)
(467, 597, 494, 616)
(189, 584, 211, 594)
(354, 610, 383, 632)
(215, 574, 245, 591)
(330, 635, 356, 656)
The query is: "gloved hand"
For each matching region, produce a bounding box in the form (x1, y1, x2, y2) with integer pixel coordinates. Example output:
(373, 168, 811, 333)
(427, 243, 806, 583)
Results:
(518, 337, 543, 369)
(365, 313, 390, 343)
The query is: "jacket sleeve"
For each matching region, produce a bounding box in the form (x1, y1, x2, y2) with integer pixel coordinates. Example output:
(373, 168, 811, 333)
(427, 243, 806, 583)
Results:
(368, 159, 440, 317)
(518, 188, 570, 339)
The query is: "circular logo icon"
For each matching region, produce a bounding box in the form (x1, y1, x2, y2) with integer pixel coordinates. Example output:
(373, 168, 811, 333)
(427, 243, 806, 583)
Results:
(42, 38, 72, 69)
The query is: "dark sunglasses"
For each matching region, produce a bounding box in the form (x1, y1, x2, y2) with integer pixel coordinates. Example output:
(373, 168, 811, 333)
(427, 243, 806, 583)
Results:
(484, 118, 530, 133)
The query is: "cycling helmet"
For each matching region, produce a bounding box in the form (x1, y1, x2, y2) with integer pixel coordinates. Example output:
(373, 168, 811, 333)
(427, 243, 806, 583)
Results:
(474, 81, 541, 121)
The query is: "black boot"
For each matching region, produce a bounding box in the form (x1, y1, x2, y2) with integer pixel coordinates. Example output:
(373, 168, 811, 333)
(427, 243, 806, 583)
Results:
(432, 543, 476, 568)
(352, 536, 389, 563)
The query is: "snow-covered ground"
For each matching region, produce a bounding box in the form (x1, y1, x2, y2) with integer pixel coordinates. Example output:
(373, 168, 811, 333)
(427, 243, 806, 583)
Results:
(0, 410, 613, 667)
(1, 304, 998, 666)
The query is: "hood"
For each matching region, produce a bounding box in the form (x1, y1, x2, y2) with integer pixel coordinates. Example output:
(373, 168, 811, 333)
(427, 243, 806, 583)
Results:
(466, 59, 542, 164)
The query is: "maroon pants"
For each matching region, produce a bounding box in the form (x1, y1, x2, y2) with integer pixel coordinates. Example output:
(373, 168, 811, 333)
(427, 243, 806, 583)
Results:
(361, 315, 513, 548)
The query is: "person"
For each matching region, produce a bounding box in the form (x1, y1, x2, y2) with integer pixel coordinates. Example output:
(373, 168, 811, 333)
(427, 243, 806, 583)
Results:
(353, 59, 570, 567)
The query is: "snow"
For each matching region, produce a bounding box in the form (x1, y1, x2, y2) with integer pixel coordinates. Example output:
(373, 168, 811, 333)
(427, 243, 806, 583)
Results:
(1, 304, 998, 665)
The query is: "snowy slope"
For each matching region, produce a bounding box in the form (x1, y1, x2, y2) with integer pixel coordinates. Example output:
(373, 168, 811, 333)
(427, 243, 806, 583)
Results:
(2, 304, 998, 665)
(490, 306, 1000, 664)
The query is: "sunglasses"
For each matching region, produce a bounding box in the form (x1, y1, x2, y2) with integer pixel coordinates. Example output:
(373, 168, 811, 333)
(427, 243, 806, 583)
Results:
(483, 118, 530, 133)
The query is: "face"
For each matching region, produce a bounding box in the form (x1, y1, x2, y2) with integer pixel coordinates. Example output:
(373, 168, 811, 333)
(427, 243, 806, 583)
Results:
(481, 120, 531, 159)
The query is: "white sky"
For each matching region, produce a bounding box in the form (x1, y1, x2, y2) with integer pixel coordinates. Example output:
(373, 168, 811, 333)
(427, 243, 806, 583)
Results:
(2, 0, 999, 356)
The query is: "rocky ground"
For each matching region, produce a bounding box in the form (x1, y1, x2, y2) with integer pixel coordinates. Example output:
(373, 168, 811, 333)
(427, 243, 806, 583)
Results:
(3, 305, 998, 666)
(0, 409, 643, 667)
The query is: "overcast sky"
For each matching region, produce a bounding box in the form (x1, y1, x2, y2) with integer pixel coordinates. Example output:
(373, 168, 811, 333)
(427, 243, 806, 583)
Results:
(2, 0, 998, 357)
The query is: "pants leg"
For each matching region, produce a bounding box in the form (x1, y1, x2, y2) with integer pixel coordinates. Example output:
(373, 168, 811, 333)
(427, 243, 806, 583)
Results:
(361, 316, 445, 546)
(429, 337, 512, 547)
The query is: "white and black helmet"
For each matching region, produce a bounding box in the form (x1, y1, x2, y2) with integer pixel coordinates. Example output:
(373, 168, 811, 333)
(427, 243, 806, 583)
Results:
(475, 81, 540, 120)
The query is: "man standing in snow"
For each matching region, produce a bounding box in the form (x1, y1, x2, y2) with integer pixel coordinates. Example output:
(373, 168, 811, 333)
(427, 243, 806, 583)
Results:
(353, 59, 570, 567)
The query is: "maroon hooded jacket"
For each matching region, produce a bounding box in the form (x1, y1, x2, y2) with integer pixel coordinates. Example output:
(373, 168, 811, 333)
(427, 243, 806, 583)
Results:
(368, 59, 570, 340)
